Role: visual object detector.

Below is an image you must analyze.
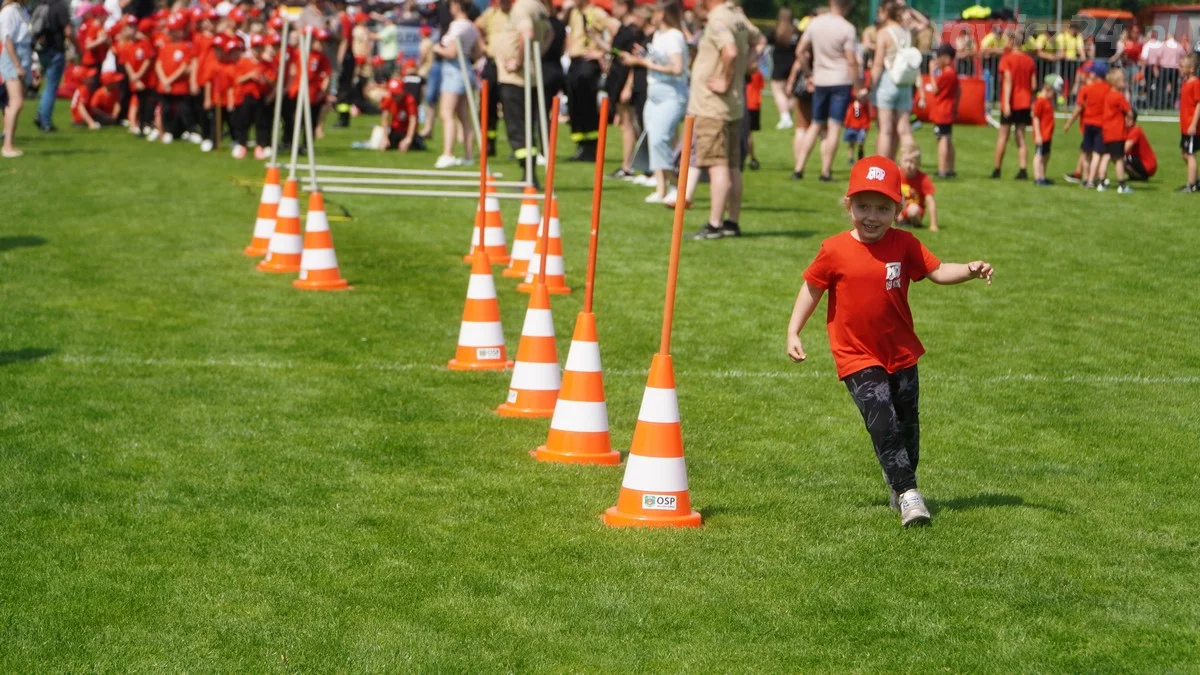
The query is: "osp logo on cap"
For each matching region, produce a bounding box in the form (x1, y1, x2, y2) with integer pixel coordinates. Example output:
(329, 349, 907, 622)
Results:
(642, 494, 677, 511)
(866, 166, 886, 181)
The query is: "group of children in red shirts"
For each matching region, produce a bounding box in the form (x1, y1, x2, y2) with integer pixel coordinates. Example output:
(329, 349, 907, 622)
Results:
(66, 5, 331, 160)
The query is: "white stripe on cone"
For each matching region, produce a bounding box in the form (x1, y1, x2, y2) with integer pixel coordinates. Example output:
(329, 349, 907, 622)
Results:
(510, 361, 561, 390)
(621, 454, 690, 492)
(466, 274, 498, 300)
(523, 255, 565, 283)
(457, 321, 506, 347)
(277, 197, 300, 219)
(269, 234, 303, 255)
(261, 183, 282, 203)
(304, 211, 330, 232)
(518, 204, 539, 222)
(252, 218, 276, 238)
(471, 227, 507, 246)
(563, 340, 601, 372)
(300, 248, 338, 270)
(638, 387, 680, 424)
(549, 399, 609, 433)
(521, 308, 555, 338)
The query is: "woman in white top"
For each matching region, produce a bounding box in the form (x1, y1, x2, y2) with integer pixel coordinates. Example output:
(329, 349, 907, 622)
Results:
(0, 0, 32, 157)
(621, 0, 688, 203)
(869, 0, 915, 160)
(430, 0, 481, 168)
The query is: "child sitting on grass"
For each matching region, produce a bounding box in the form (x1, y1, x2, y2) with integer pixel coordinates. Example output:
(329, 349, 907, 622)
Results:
(786, 156, 994, 528)
(897, 147, 939, 232)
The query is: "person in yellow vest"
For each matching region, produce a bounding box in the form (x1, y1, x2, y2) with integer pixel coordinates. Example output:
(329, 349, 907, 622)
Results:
(565, 0, 618, 161)
(476, 0, 511, 157)
(495, 0, 549, 184)
(1054, 22, 1089, 61)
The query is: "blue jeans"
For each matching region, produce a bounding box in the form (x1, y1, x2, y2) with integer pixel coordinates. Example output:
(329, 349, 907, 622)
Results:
(425, 59, 442, 105)
(38, 48, 65, 126)
(644, 80, 687, 172)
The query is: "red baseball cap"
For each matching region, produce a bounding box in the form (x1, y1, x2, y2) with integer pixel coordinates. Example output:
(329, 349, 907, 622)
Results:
(229, 7, 246, 23)
(846, 156, 903, 204)
(250, 34, 265, 47)
(266, 32, 281, 45)
(268, 16, 284, 29)
(167, 15, 187, 30)
(419, 24, 432, 37)
(403, 58, 417, 71)
(137, 18, 155, 33)
(315, 28, 331, 41)
(387, 78, 404, 94)
(354, 12, 369, 24)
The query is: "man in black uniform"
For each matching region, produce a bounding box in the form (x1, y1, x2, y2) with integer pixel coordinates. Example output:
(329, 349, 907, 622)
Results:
(564, 0, 614, 161)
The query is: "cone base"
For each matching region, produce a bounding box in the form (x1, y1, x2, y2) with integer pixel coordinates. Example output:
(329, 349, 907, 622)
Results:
(495, 402, 555, 418)
(294, 278, 351, 291)
(243, 244, 268, 257)
(448, 359, 514, 371)
(256, 260, 302, 273)
(516, 282, 572, 295)
(532, 446, 622, 466)
(464, 253, 511, 265)
(603, 507, 702, 528)
(501, 267, 528, 279)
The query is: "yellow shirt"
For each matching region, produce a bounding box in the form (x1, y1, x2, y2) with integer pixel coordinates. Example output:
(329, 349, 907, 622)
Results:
(1054, 32, 1084, 59)
(477, 6, 511, 59)
(495, 0, 548, 85)
(566, 5, 609, 58)
(687, 2, 752, 121)
(981, 33, 1008, 50)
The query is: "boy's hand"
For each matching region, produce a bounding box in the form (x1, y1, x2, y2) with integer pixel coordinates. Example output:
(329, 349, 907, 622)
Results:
(967, 260, 994, 285)
(787, 335, 807, 363)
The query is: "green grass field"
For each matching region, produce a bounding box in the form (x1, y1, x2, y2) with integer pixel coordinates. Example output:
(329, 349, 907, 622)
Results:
(2, 101, 1198, 671)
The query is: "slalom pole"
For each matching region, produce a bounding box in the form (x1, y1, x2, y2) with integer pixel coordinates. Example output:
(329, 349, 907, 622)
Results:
(537, 94, 561, 284)
(523, 35, 533, 186)
(584, 97, 609, 314)
(302, 185, 545, 199)
(476, 80, 490, 259)
(309, 176, 528, 188)
(454, 36, 483, 156)
(660, 116, 695, 356)
(268, 19, 290, 167)
(532, 41, 550, 163)
(299, 32, 318, 190)
(287, 30, 312, 181)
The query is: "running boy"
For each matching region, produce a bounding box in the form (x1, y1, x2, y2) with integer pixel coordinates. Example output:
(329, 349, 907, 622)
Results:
(928, 43, 959, 177)
(1178, 54, 1199, 193)
(1031, 76, 1057, 185)
(786, 156, 993, 527)
(1094, 68, 1133, 193)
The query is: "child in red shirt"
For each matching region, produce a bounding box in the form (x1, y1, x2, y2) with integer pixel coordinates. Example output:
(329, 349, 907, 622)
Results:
(927, 44, 959, 177)
(124, 19, 158, 135)
(74, 72, 125, 128)
(1031, 77, 1057, 186)
(744, 68, 764, 170)
(842, 98, 870, 166)
(1063, 62, 1111, 188)
(897, 147, 938, 232)
(154, 18, 196, 143)
(787, 156, 993, 527)
(70, 67, 98, 128)
(252, 35, 280, 160)
(1093, 69, 1133, 193)
(1123, 111, 1157, 181)
(380, 77, 422, 151)
(1178, 54, 1199, 192)
(993, 38, 1035, 179)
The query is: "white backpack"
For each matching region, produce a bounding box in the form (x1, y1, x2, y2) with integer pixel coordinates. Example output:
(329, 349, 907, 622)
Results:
(886, 26, 923, 87)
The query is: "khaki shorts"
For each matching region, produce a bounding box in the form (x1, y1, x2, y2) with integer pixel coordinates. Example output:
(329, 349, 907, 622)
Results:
(692, 116, 742, 168)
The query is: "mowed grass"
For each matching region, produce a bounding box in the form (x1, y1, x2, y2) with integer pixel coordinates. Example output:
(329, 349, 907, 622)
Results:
(2, 100, 1198, 671)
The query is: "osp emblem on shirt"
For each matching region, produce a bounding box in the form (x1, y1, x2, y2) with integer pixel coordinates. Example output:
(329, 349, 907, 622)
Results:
(885, 262, 902, 290)
(866, 166, 886, 181)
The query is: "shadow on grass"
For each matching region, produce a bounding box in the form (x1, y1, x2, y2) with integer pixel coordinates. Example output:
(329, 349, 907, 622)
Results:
(35, 148, 104, 157)
(0, 348, 55, 366)
(866, 492, 1070, 515)
(0, 235, 47, 251)
(737, 230, 816, 239)
(740, 205, 817, 214)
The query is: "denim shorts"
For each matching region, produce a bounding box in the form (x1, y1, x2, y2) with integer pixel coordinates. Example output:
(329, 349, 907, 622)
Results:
(812, 84, 852, 125)
(842, 127, 867, 144)
(874, 73, 913, 112)
(440, 61, 474, 96)
(0, 41, 32, 85)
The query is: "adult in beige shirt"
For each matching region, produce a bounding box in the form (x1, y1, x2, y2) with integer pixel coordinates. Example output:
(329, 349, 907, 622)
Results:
(686, 0, 755, 240)
(788, 0, 860, 181)
(475, 1, 510, 154)
(495, 0, 549, 184)
(564, 0, 615, 160)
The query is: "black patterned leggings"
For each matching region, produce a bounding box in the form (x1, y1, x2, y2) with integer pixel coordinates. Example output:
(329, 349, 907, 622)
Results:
(844, 365, 920, 494)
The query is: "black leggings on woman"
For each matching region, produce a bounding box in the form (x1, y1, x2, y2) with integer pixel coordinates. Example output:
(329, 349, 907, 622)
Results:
(844, 365, 921, 494)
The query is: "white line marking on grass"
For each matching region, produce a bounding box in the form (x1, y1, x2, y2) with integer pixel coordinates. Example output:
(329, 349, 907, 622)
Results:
(49, 354, 1200, 385)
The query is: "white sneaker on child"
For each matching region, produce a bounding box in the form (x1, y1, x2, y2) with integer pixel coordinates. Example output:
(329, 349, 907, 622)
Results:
(200, 139, 214, 153)
(898, 489, 931, 527)
(644, 192, 665, 204)
(160, 133, 173, 144)
(434, 154, 459, 169)
(231, 144, 246, 159)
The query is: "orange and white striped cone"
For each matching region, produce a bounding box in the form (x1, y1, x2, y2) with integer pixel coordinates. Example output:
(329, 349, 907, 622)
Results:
(464, 185, 510, 265)
(293, 192, 350, 291)
(603, 353, 701, 528)
(257, 178, 303, 273)
(448, 249, 512, 371)
(496, 281, 560, 418)
(244, 165, 281, 256)
(503, 186, 541, 279)
(533, 311, 619, 465)
(517, 197, 571, 295)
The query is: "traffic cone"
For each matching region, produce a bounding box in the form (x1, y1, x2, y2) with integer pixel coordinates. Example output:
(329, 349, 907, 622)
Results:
(518, 196, 571, 295)
(244, 165, 280, 256)
(257, 178, 303, 273)
(533, 311, 619, 465)
(293, 192, 350, 291)
(603, 354, 701, 528)
(464, 184, 510, 265)
(503, 186, 541, 279)
(496, 281, 559, 418)
(448, 249, 512, 371)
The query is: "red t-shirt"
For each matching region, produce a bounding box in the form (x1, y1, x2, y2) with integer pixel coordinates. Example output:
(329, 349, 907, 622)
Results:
(236, 56, 261, 100)
(70, 85, 92, 123)
(1181, 76, 1200, 134)
(207, 60, 237, 107)
(1081, 80, 1111, 128)
(287, 50, 332, 100)
(1102, 89, 1131, 143)
(745, 70, 763, 111)
(900, 169, 935, 208)
(381, 92, 418, 134)
(89, 87, 120, 117)
(844, 99, 870, 130)
(156, 41, 194, 95)
(998, 50, 1035, 110)
(1031, 95, 1054, 142)
(802, 228, 942, 379)
(112, 38, 131, 65)
(79, 21, 110, 67)
(930, 67, 958, 125)
(122, 39, 157, 89)
(1125, 126, 1157, 176)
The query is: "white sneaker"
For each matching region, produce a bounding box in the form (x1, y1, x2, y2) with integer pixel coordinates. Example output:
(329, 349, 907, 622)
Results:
(898, 489, 931, 527)
(231, 144, 246, 159)
(634, 175, 657, 187)
(434, 154, 459, 169)
(775, 116, 793, 130)
(146, 129, 160, 142)
(161, 133, 174, 144)
(1117, 184, 1133, 194)
(254, 146, 268, 160)
(129, 125, 141, 136)
(200, 139, 214, 153)
(1096, 182, 1107, 192)
(537, 154, 547, 166)
(644, 191, 665, 204)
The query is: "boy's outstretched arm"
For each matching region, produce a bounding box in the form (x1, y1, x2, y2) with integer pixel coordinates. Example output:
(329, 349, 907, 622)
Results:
(928, 261, 993, 285)
(787, 281, 825, 363)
